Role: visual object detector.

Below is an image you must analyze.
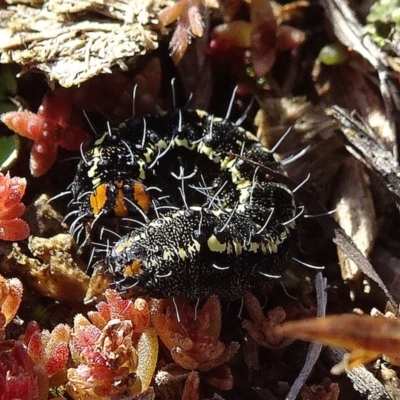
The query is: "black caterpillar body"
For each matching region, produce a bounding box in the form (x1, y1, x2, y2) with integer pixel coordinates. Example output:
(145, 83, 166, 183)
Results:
(71, 109, 299, 300)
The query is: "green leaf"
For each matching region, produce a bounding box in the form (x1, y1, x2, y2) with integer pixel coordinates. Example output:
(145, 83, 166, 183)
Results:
(0, 134, 19, 171)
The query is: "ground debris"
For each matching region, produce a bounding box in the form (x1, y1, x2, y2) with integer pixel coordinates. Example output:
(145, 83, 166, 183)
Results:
(326, 347, 392, 400)
(333, 157, 376, 285)
(4, 234, 90, 304)
(0, 0, 171, 86)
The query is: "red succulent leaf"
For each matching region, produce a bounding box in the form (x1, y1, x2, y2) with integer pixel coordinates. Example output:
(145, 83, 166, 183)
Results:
(88, 302, 109, 329)
(29, 141, 58, 177)
(276, 25, 306, 52)
(0, 172, 26, 210)
(70, 315, 102, 365)
(104, 289, 130, 319)
(1, 111, 44, 141)
(68, 297, 157, 398)
(24, 321, 41, 344)
(26, 330, 45, 364)
(169, 13, 191, 65)
(250, 20, 278, 77)
(49, 323, 71, 344)
(68, 363, 114, 391)
(38, 90, 90, 150)
(0, 341, 47, 400)
(88, 289, 150, 333)
(1, 88, 90, 176)
(24, 321, 70, 379)
(0, 202, 25, 221)
(38, 90, 73, 127)
(45, 342, 69, 377)
(0, 219, 30, 241)
(158, 0, 218, 64)
(0, 277, 23, 338)
(106, 290, 150, 331)
(0, 172, 29, 241)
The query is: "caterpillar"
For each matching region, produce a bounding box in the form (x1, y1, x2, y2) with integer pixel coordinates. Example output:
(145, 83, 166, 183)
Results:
(70, 109, 300, 300)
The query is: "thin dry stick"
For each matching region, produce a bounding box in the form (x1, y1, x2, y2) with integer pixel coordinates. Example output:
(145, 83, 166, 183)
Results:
(285, 272, 327, 400)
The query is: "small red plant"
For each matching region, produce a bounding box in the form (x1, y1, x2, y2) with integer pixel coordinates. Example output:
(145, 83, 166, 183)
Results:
(87, 288, 150, 333)
(0, 172, 29, 241)
(1, 61, 161, 177)
(0, 274, 51, 400)
(23, 321, 70, 384)
(158, 0, 219, 64)
(151, 296, 239, 391)
(67, 289, 158, 399)
(209, 0, 307, 78)
(242, 292, 294, 349)
(0, 341, 48, 400)
(1, 90, 90, 177)
(0, 275, 23, 339)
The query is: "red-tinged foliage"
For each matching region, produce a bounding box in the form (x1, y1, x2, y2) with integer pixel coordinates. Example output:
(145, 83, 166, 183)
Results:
(69, 315, 102, 366)
(23, 321, 70, 378)
(151, 297, 239, 378)
(1, 93, 90, 177)
(0, 341, 48, 400)
(0, 218, 29, 240)
(67, 292, 157, 398)
(68, 364, 115, 394)
(0, 276, 23, 339)
(209, 0, 306, 78)
(68, 314, 126, 397)
(88, 289, 150, 333)
(158, 0, 219, 64)
(242, 293, 294, 349)
(1, 62, 162, 177)
(0, 172, 29, 241)
(0, 275, 49, 399)
(151, 297, 238, 396)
